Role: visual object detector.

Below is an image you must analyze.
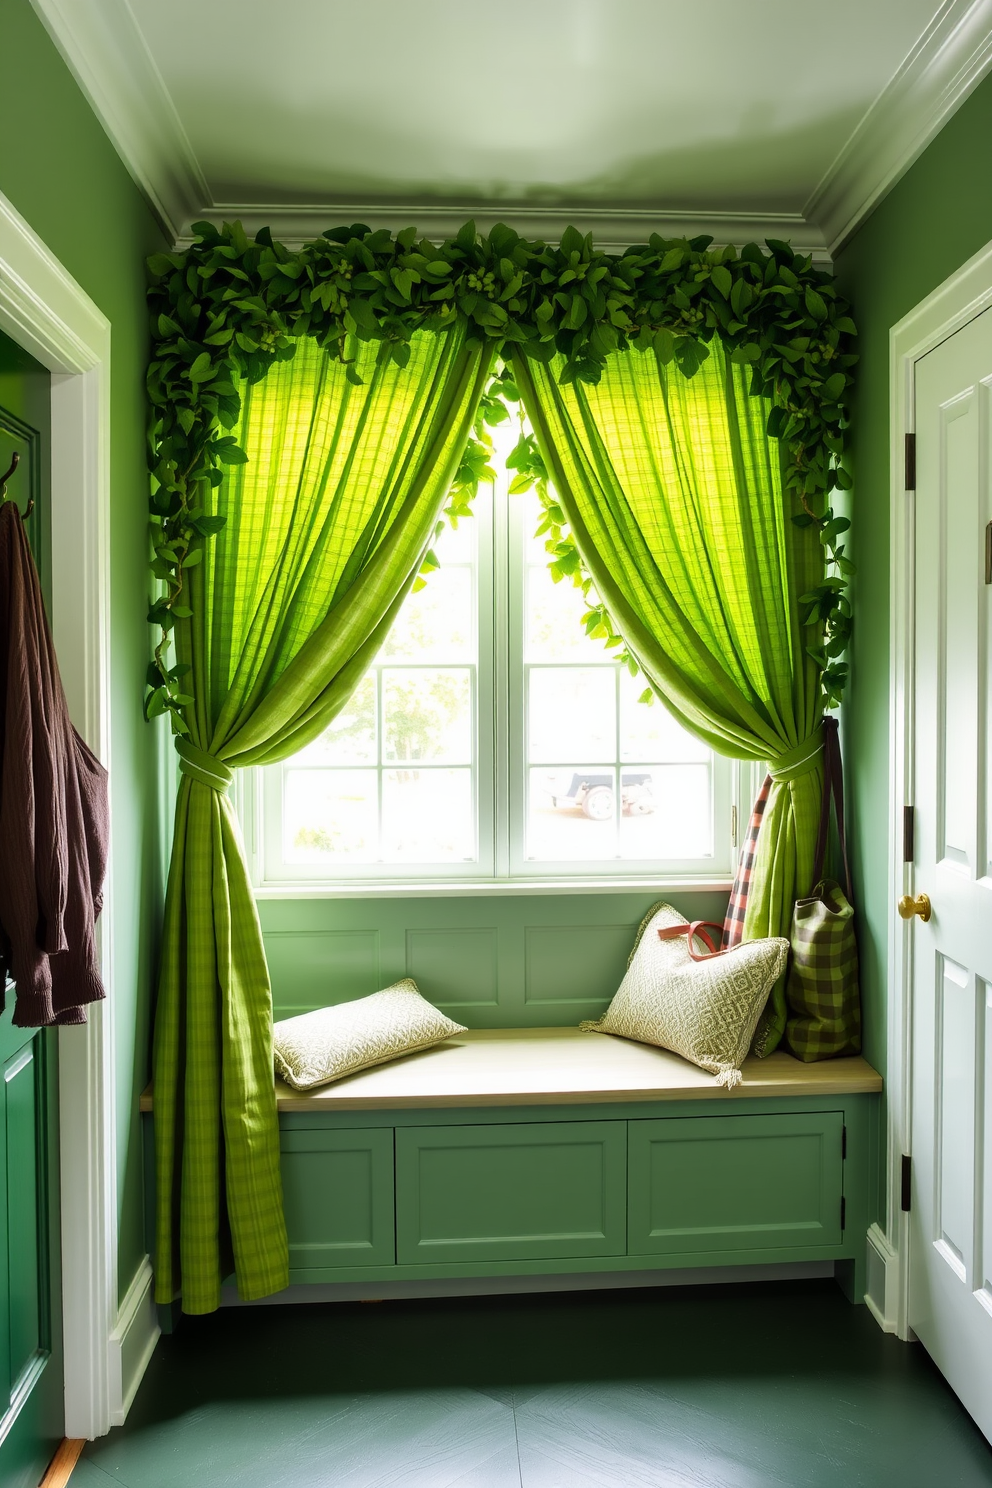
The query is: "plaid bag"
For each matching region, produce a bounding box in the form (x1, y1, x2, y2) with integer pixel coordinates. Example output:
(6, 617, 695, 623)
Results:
(785, 718, 861, 1061)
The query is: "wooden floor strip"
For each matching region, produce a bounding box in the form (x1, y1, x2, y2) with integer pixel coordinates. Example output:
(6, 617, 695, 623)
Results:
(40, 1438, 86, 1488)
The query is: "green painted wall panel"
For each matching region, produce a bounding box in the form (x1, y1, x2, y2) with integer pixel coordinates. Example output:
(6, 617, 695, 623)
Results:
(628, 1112, 843, 1255)
(259, 890, 729, 1028)
(395, 1120, 628, 1264)
(0, 0, 168, 1299)
(834, 70, 992, 1227)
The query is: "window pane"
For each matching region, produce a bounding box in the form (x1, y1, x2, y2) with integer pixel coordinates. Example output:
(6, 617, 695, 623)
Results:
(527, 766, 617, 860)
(528, 667, 616, 763)
(283, 769, 378, 861)
(290, 673, 377, 766)
(380, 566, 473, 663)
(618, 671, 710, 763)
(383, 668, 472, 764)
(382, 768, 475, 861)
(618, 763, 713, 859)
(526, 564, 603, 662)
(434, 512, 476, 565)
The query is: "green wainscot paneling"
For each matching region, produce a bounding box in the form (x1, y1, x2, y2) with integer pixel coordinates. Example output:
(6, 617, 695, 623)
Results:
(282, 1127, 395, 1276)
(395, 1120, 627, 1265)
(628, 1112, 844, 1256)
(259, 890, 730, 1028)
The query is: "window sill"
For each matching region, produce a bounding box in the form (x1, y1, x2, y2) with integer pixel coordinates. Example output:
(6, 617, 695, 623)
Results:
(253, 876, 734, 900)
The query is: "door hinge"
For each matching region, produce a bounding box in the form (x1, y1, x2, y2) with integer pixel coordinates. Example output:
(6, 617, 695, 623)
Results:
(903, 805, 915, 863)
(840, 1195, 846, 1231)
(985, 519, 992, 585)
(731, 804, 738, 848)
(841, 1125, 847, 1160)
(901, 1154, 912, 1212)
(905, 432, 916, 491)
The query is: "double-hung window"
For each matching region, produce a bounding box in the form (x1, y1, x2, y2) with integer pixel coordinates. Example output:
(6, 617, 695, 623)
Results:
(250, 421, 741, 890)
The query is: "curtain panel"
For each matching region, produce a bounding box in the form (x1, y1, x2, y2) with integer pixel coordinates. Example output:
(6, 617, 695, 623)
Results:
(511, 340, 826, 1055)
(154, 325, 494, 1312)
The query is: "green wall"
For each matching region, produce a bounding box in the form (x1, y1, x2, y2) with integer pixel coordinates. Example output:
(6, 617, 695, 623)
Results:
(834, 73, 992, 1222)
(260, 891, 731, 1028)
(0, 0, 167, 1300)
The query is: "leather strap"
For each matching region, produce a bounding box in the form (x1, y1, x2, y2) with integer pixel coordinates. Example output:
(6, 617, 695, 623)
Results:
(657, 920, 727, 961)
(811, 716, 851, 897)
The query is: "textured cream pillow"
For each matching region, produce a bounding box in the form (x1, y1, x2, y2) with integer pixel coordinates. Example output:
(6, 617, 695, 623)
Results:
(581, 903, 789, 1087)
(273, 979, 467, 1091)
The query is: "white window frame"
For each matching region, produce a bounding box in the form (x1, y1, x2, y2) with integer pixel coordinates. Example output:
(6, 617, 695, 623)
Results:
(245, 468, 754, 897)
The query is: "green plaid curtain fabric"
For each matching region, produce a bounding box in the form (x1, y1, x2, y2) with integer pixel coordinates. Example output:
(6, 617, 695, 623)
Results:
(153, 325, 494, 1313)
(513, 340, 826, 1054)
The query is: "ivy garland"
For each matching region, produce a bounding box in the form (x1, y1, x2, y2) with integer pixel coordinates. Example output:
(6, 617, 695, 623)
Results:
(145, 219, 856, 733)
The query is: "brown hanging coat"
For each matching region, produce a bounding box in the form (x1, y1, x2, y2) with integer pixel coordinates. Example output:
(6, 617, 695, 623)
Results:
(0, 500, 109, 1025)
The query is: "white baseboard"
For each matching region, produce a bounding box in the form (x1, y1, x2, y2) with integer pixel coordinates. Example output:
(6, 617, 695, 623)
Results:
(221, 1260, 835, 1308)
(865, 1223, 900, 1334)
(107, 1256, 160, 1428)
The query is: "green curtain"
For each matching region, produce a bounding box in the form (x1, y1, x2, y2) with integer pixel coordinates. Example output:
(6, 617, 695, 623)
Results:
(512, 339, 825, 1055)
(154, 324, 494, 1312)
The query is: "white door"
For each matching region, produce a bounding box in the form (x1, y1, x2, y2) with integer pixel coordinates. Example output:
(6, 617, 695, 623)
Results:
(909, 306, 992, 1441)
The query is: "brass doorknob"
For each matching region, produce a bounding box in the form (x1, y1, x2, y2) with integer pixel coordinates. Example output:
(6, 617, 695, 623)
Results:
(898, 893, 932, 922)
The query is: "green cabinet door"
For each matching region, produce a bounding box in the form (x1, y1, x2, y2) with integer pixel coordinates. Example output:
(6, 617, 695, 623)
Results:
(396, 1121, 627, 1265)
(281, 1127, 395, 1277)
(628, 1112, 844, 1257)
(0, 1011, 61, 1488)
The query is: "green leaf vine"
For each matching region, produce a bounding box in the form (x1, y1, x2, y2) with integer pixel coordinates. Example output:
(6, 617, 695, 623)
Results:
(146, 219, 856, 731)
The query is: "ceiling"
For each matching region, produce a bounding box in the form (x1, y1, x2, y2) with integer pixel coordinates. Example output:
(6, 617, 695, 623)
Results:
(28, 0, 992, 255)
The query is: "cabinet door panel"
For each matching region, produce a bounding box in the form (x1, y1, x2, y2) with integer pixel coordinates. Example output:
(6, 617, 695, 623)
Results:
(396, 1121, 626, 1265)
(281, 1127, 394, 1272)
(628, 1112, 844, 1255)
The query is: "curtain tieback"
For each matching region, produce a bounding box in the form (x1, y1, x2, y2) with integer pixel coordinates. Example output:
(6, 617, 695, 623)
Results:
(767, 725, 825, 783)
(175, 738, 233, 794)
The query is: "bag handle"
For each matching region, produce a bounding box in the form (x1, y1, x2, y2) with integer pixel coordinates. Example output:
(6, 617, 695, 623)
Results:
(657, 920, 728, 961)
(812, 716, 852, 898)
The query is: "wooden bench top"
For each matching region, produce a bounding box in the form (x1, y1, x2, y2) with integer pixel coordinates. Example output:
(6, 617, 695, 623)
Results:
(139, 1027, 882, 1113)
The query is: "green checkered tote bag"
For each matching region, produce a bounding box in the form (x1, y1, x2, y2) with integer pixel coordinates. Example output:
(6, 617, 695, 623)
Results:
(785, 719, 861, 1061)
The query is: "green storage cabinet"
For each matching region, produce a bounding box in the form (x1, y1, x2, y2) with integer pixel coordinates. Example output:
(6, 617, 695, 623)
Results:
(395, 1120, 627, 1265)
(281, 1126, 395, 1275)
(628, 1111, 845, 1256)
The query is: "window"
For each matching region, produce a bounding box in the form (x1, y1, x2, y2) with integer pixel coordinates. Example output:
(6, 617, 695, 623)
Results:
(250, 420, 742, 889)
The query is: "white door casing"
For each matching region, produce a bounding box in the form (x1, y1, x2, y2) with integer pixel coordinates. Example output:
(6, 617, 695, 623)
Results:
(880, 238, 992, 1346)
(0, 187, 157, 1437)
(908, 308, 992, 1440)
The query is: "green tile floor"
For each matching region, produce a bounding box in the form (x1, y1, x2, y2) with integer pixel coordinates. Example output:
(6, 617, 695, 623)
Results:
(77, 1280, 992, 1488)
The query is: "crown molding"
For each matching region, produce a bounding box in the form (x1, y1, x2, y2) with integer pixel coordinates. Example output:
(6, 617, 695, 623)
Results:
(806, 0, 992, 254)
(181, 203, 830, 258)
(27, 0, 207, 240)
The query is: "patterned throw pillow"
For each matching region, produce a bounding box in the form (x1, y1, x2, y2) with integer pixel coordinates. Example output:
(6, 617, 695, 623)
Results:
(581, 903, 789, 1087)
(273, 979, 467, 1091)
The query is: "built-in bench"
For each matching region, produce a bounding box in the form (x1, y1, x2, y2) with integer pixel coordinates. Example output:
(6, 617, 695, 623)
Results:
(142, 1028, 882, 1302)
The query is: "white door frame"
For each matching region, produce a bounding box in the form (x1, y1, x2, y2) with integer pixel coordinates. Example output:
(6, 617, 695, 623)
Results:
(872, 236, 992, 1339)
(0, 188, 135, 1438)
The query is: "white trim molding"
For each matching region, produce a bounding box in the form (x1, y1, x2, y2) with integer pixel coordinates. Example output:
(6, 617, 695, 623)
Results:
(885, 234, 992, 1342)
(109, 1258, 160, 1428)
(26, 0, 206, 241)
(0, 187, 146, 1437)
(182, 203, 828, 257)
(808, 0, 992, 254)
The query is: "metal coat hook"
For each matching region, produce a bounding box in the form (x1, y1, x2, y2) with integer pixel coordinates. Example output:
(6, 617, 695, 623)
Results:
(0, 452, 33, 516)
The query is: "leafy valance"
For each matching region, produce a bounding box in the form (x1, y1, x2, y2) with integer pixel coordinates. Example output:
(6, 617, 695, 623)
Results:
(146, 220, 856, 729)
